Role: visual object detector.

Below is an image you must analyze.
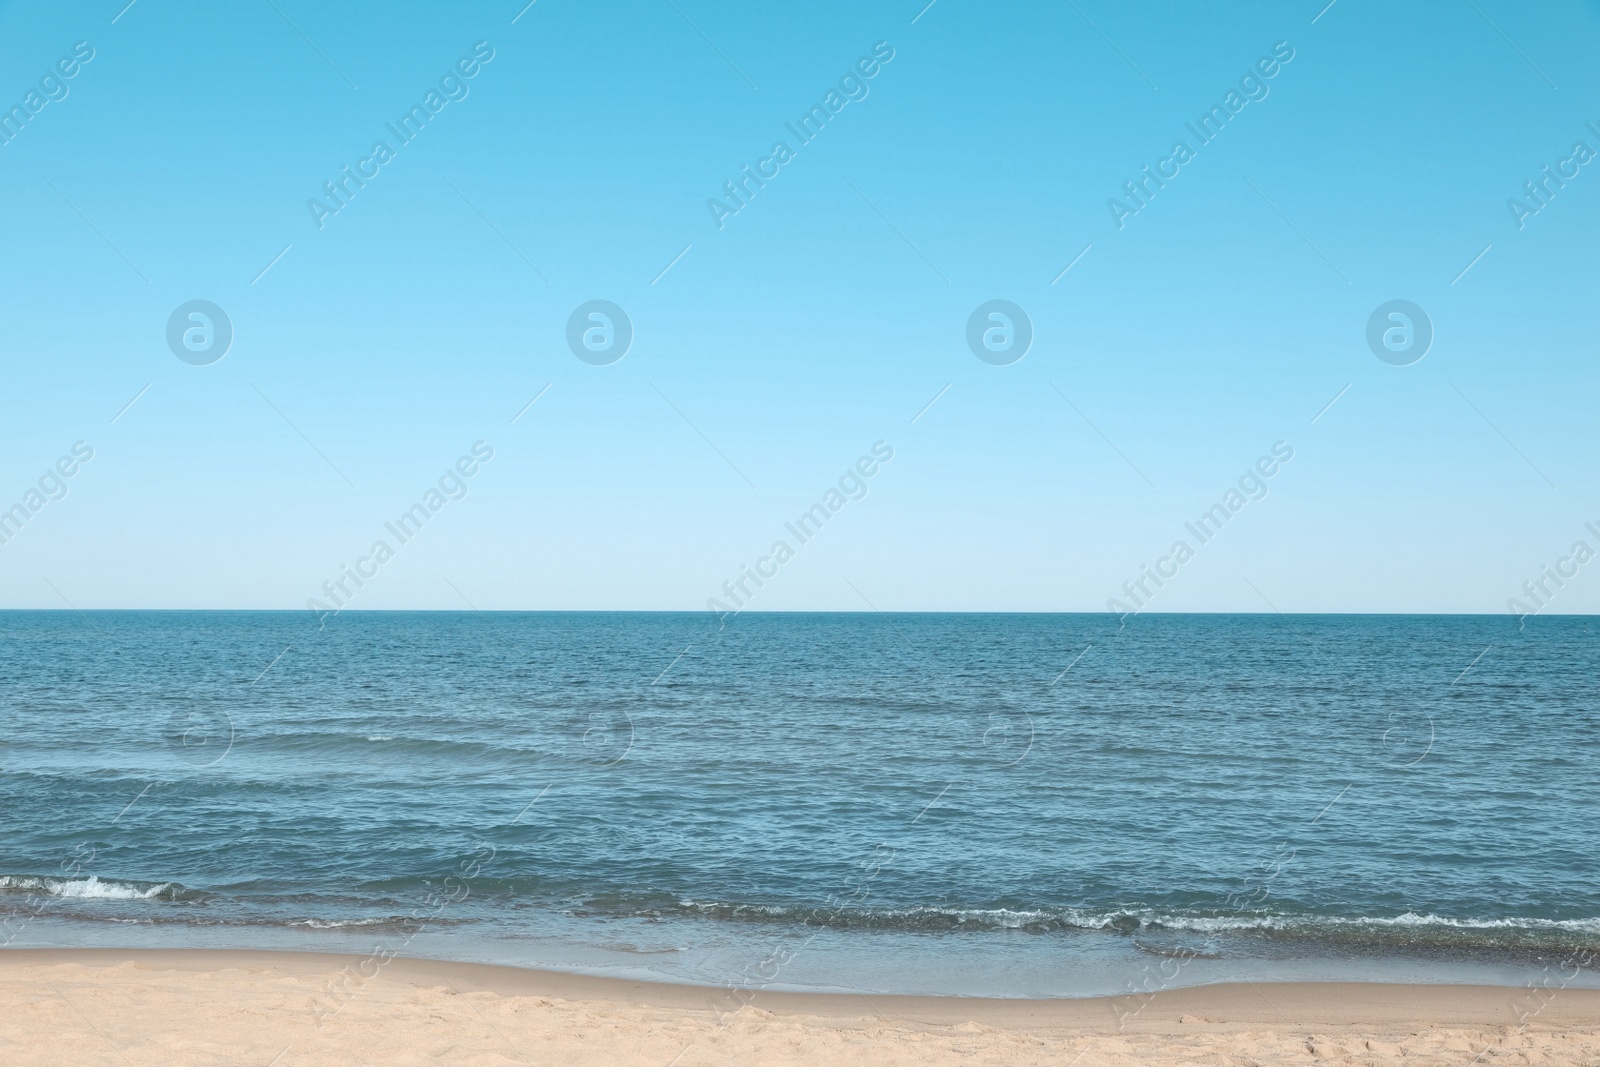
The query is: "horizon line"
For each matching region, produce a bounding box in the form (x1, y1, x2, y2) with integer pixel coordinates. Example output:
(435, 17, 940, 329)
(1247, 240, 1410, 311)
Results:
(0, 608, 1586, 617)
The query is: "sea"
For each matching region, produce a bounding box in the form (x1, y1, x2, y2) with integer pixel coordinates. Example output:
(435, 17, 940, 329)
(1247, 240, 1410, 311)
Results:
(3, 610, 1597, 997)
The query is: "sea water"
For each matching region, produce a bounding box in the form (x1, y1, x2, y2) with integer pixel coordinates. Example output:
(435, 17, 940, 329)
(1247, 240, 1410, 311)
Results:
(3, 611, 1597, 996)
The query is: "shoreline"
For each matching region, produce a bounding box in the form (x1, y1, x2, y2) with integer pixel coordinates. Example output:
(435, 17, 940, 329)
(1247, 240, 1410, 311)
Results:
(6, 946, 1600, 1021)
(14, 910, 1599, 1000)
(6, 948, 1599, 1064)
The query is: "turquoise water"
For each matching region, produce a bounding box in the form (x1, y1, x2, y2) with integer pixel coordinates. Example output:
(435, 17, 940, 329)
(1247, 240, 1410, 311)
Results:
(2, 611, 1597, 995)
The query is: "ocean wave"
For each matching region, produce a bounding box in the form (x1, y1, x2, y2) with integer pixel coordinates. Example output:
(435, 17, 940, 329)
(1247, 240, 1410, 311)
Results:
(0, 875, 197, 902)
(1154, 912, 1600, 936)
(6, 870, 1596, 954)
(667, 900, 1600, 944)
(287, 916, 424, 930)
(0, 909, 469, 931)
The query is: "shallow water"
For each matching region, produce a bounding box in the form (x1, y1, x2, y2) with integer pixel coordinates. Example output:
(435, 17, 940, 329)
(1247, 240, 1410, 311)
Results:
(3, 611, 1597, 995)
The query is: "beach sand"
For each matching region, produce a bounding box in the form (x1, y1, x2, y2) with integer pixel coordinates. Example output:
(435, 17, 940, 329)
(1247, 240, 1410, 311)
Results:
(2, 949, 1597, 1065)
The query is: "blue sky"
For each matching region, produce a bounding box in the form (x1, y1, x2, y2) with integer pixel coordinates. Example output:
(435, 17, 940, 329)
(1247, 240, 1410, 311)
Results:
(1, 0, 1597, 615)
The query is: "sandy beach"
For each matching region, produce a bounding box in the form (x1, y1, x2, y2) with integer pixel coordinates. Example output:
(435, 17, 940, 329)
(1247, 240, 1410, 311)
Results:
(2, 950, 1597, 1065)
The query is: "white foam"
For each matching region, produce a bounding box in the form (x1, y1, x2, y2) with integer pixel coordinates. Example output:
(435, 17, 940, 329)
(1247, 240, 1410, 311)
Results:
(0, 875, 171, 901)
(672, 898, 1600, 936)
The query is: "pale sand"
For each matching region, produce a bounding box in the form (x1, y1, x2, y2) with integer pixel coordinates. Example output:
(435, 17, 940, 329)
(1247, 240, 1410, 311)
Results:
(3, 950, 1598, 1065)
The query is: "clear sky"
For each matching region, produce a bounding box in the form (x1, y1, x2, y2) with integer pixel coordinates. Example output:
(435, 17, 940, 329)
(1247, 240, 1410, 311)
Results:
(1, 0, 1597, 615)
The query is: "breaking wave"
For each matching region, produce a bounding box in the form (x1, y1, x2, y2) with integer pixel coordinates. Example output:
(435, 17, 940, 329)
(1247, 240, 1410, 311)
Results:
(0, 875, 199, 902)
